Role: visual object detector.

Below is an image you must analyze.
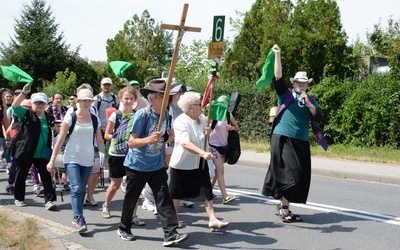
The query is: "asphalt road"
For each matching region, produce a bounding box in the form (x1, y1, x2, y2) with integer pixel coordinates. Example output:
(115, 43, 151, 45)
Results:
(0, 159, 399, 249)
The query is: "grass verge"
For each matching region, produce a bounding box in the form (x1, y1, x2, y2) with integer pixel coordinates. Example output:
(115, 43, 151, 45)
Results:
(241, 141, 400, 165)
(0, 210, 51, 250)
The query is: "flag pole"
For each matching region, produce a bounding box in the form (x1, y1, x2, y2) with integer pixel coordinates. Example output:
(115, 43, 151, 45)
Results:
(202, 86, 214, 170)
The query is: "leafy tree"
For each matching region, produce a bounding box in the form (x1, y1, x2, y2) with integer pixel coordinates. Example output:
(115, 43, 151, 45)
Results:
(367, 18, 400, 73)
(106, 10, 173, 87)
(174, 40, 210, 88)
(0, 0, 70, 90)
(0, 0, 98, 92)
(288, 0, 347, 83)
(41, 68, 77, 99)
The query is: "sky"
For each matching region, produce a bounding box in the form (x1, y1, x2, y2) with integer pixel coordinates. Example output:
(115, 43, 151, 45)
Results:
(0, 0, 399, 62)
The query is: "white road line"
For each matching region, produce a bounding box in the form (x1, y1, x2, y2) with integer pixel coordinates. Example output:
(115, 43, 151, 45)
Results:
(219, 188, 400, 226)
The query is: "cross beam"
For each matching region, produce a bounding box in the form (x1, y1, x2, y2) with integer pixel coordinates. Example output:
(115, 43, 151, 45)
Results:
(153, 4, 201, 152)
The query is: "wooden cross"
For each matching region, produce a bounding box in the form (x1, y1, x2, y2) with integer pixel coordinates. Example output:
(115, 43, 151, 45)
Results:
(153, 3, 201, 151)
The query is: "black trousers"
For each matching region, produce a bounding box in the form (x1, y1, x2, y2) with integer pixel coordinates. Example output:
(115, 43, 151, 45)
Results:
(14, 158, 56, 203)
(118, 167, 178, 237)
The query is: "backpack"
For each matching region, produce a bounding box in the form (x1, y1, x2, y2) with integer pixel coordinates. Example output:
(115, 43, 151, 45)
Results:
(210, 112, 241, 164)
(96, 93, 118, 111)
(61, 111, 98, 151)
(109, 110, 134, 155)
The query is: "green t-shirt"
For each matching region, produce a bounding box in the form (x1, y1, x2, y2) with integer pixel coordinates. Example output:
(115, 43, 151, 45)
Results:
(273, 90, 320, 141)
(11, 106, 49, 158)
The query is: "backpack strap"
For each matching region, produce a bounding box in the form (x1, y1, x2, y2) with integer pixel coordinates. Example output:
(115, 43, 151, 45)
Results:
(114, 110, 123, 131)
(68, 112, 98, 137)
(96, 95, 102, 111)
(211, 112, 230, 130)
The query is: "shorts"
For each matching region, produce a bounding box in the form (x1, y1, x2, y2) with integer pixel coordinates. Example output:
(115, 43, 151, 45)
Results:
(108, 155, 126, 178)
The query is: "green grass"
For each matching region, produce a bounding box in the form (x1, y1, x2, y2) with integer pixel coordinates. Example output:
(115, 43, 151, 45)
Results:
(241, 141, 400, 165)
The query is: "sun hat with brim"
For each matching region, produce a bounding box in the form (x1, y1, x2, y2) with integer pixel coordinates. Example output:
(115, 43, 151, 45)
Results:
(140, 79, 174, 99)
(289, 71, 313, 83)
(31, 93, 48, 104)
(170, 82, 187, 95)
(77, 89, 95, 101)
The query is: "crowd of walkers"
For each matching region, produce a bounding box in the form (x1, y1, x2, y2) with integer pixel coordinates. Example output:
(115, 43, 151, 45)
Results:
(1, 48, 323, 246)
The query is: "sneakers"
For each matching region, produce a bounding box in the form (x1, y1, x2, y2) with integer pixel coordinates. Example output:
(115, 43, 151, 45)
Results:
(85, 197, 98, 206)
(6, 184, 15, 194)
(15, 200, 28, 207)
(72, 219, 88, 233)
(163, 233, 188, 247)
(45, 201, 58, 211)
(222, 196, 236, 204)
(33, 185, 44, 197)
(153, 206, 158, 215)
(180, 200, 194, 208)
(142, 199, 155, 211)
(120, 183, 126, 193)
(117, 229, 136, 241)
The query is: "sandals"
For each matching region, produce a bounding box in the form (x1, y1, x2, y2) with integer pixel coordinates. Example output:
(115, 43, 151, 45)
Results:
(222, 196, 236, 204)
(102, 203, 111, 219)
(277, 204, 302, 223)
(131, 215, 145, 226)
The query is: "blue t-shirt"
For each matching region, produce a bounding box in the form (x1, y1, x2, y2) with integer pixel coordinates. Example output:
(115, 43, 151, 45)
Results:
(273, 90, 320, 141)
(123, 108, 167, 172)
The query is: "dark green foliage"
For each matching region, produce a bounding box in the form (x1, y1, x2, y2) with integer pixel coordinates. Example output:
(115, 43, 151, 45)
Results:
(106, 10, 173, 87)
(0, 0, 98, 93)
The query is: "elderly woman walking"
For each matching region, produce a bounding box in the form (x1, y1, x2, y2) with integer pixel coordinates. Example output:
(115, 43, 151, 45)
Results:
(8, 86, 57, 210)
(169, 91, 229, 232)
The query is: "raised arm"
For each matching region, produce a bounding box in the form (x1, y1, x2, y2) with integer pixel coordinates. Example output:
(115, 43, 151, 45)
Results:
(273, 44, 282, 80)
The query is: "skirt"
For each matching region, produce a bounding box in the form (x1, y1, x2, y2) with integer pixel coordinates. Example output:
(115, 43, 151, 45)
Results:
(261, 134, 311, 203)
(169, 159, 213, 202)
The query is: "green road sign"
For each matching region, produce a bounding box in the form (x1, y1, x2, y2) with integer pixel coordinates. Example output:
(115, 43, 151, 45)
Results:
(212, 16, 225, 42)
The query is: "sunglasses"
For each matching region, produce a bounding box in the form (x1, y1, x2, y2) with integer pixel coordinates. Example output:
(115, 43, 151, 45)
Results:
(69, 98, 75, 101)
(190, 103, 201, 106)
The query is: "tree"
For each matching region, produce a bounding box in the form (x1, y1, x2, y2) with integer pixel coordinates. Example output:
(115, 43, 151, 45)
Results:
(222, 0, 292, 83)
(367, 17, 400, 73)
(106, 10, 173, 86)
(0, 0, 71, 90)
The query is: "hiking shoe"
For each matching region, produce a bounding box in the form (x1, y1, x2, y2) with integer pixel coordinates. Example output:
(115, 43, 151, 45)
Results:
(6, 184, 15, 194)
(117, 229, 136, 241)
(142, 199, 155, 211)
(163, 233, 188, 247)
(15, 200, 28, 207)
(72, 220, 88, 233)
(45, 201, 58, 211)
(33, 185, 44, 197)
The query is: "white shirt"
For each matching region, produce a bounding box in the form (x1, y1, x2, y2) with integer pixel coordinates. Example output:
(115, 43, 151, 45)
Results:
(62, 112, 100, 166)
(169, 113, 207, 170)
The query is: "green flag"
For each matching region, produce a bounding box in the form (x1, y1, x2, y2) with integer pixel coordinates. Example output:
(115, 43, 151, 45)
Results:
(256, 49, 275, 90)
(210, 99, 229, 121)
(0, 64, 34, 83)
(109, 61, 132, 78)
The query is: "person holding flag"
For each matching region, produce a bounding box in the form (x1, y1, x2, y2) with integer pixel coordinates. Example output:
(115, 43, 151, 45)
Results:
(261, 44, 325, 223)
(209, 95, 239, 204)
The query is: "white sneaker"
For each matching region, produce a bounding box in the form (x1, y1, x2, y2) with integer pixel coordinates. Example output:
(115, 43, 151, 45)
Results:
(120, 183, 126, 193)
(142, 199, 155, 211)
(153, 206, 158, 215)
